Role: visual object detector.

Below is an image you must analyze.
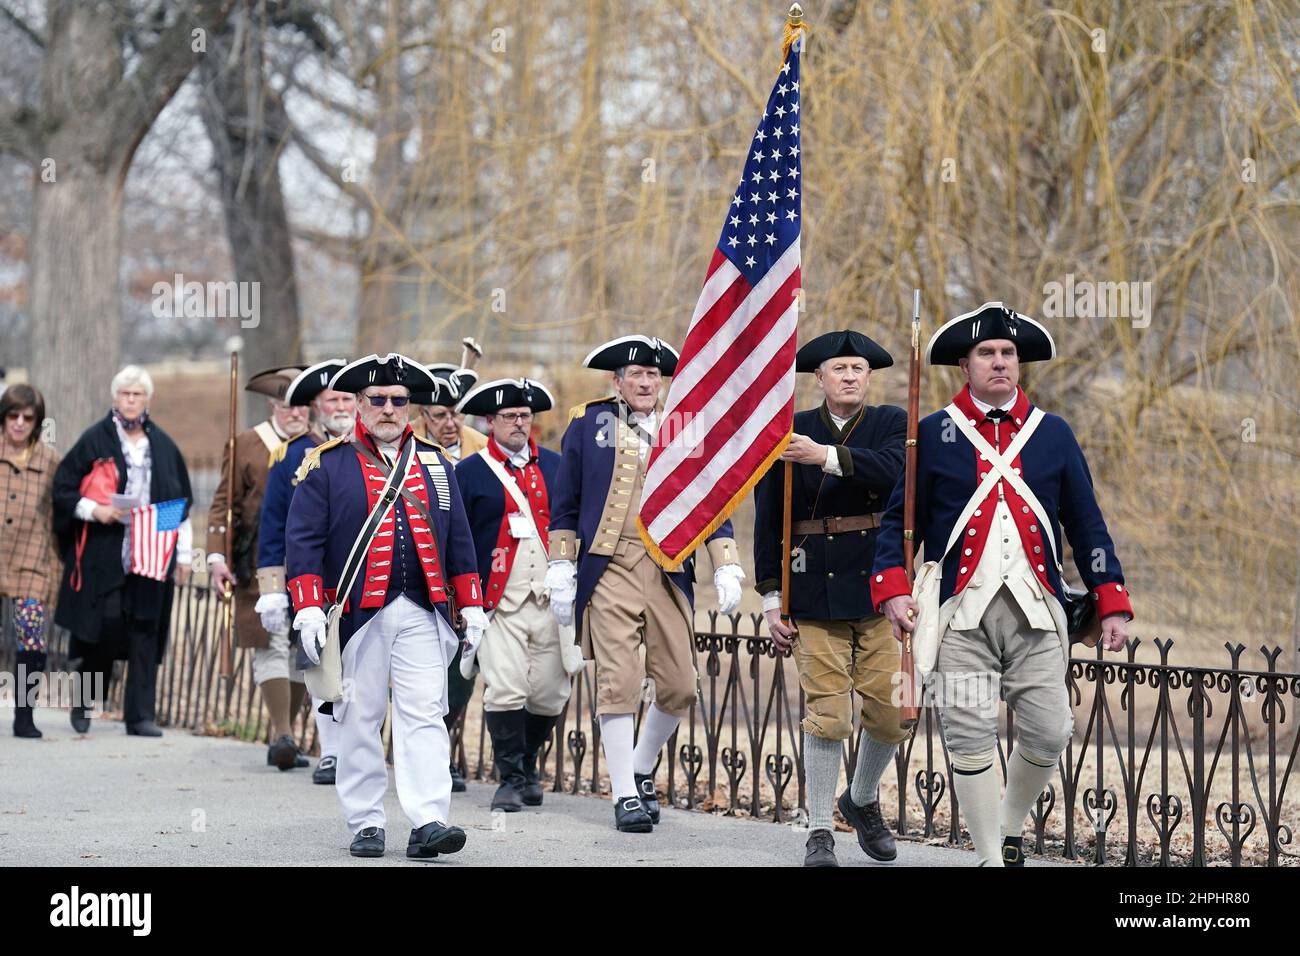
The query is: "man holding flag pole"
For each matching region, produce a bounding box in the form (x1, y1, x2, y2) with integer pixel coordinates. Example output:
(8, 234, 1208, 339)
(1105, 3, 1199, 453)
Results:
(627, 5, 805, 833)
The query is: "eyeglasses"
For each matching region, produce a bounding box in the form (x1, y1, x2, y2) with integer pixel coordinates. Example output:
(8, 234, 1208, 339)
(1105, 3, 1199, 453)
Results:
(495, 412, 533, 424)
(365, 395, 410, 408)
(5, 411, 35, 423)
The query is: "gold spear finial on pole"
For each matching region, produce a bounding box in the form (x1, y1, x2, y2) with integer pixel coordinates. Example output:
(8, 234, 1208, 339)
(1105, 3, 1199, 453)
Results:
(788, 2, 803, 23)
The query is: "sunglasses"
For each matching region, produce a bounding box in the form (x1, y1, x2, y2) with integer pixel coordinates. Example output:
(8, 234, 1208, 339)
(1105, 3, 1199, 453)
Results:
(6, 411, 36, 423)
(365, 395, 410, 408)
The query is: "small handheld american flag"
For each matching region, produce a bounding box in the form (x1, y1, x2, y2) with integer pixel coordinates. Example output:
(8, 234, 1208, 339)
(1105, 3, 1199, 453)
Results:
(637, 17, 804, 570)
(130, 498, 186, 581)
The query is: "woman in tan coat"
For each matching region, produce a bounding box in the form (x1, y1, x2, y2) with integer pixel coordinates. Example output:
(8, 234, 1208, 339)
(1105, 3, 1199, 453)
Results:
(0, 384, 61, 738)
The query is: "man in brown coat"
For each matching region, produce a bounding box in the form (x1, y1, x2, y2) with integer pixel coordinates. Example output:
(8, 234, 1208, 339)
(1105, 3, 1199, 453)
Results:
(206, 366, 309, 769)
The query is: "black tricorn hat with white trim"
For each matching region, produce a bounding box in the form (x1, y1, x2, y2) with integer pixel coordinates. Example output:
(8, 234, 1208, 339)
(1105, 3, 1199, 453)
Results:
(245, 365, 307, 401)
(283, 359, 348, 406)
(795, 331, 893, 372)
(329, 353, 439, 393)
(410, 364, 479, 407)
(925, 302, 1057, 366)
(457, 378, 555, 416)
(582, 335, 680, 375)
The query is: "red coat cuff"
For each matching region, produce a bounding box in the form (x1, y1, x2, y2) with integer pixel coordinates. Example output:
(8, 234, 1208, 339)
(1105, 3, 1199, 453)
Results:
(870, 566, 911, 612)
(288, 574, 325, 612)
(451, 572, 484, 608)
(1093, 582, 1134, 621)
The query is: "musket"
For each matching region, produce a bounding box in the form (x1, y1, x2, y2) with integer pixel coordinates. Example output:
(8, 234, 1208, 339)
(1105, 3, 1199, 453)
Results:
(219, 350, 238, 680)
(459, 337, 483, 371)
(898, 289, 922, 728)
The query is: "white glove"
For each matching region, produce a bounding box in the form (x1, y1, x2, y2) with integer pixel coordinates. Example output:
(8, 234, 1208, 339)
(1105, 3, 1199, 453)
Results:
(714, 564, 745, 614)
(546, 559, 577, 627)
(561, 640, 587, 677)
(293, 606, 327, 666)
(459, 606, 489, 679)
(254, 592, 290, 635)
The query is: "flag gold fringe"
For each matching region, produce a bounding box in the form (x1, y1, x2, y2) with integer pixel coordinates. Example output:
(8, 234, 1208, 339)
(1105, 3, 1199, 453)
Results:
(636, 430, 792, 573)
(781, 6, 807, 65)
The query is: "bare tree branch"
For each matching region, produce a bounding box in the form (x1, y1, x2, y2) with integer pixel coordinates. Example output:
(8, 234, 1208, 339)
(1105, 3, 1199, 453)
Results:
(105, 0, 238, 168)
(0, 1, 46, 47)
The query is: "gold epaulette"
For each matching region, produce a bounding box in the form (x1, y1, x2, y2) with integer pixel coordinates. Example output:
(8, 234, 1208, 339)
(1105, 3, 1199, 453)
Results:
(269, 431, 310, 468)
(568, 395, 616, 424)
(293, 435, 346, 484)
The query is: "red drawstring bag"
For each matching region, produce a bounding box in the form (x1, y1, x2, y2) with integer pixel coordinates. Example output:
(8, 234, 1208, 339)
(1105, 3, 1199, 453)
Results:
(71, 457, 120, 592)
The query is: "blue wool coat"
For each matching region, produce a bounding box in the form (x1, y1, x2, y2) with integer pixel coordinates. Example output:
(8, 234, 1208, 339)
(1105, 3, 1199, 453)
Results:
(549, 398, 733, 632)
(285, 426, 482, 646)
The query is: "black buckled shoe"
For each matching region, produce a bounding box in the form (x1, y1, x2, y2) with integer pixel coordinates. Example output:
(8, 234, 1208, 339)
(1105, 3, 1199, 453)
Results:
(449, 762, 467, 793)
(1002, 836, 1025, 867)
(836, 790, 897, 862)
(614, 796, 654, 833)
(313, 755, 337, 785)
(407, 821, 467, 859)
(804, 828, 839, 867)
(70, 707, 91, 734)
(349, 826, 385, 857)
(294, 752, 310, 768)
(634, 773, 661, 824)
(268, 734, 298, 770)
(126, 721, 163, 737)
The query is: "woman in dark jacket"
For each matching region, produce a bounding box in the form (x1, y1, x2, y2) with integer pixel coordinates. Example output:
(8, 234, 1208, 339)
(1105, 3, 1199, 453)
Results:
(53, 366, 193, 736)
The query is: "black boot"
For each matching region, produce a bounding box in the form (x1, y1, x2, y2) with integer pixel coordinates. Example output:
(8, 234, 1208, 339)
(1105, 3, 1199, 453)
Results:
(69, 706, 91, 734)
(13, 650, 45, 739)
(484, 710, 527, 812)
(449, 762, 467, 793)
(521, 711, 560, 806)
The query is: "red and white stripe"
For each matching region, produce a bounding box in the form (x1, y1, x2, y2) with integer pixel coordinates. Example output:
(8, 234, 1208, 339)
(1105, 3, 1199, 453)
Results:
(130, 505, 179, 581)
(638, 243, 799, 568)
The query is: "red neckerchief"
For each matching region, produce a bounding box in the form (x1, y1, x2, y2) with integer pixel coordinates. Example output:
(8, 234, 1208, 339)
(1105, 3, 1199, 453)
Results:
(342, 418, 444, 610)
(482, 436, 551, 610)
(947, 385, 1054, 595)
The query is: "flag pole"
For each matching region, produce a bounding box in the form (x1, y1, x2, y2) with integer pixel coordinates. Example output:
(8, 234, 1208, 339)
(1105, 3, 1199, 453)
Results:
(779, 2, 804, 625)
(219, 349, 237, 682)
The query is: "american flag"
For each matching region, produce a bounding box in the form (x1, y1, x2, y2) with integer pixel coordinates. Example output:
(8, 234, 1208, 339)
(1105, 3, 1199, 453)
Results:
(637, 31, 802, 570)
(130, 498, 185, 581)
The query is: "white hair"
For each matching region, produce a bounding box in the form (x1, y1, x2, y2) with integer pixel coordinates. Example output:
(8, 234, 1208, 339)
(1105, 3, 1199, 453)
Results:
(110, 365, 154, 400)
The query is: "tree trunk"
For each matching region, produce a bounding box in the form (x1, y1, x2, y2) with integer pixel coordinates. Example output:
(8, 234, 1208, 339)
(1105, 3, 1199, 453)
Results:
(199, 2, 302, 424)
(18, 0, 235, 446)
(28, 165, 123, 446)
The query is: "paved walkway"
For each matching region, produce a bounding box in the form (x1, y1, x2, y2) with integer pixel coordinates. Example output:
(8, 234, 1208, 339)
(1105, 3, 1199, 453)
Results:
(1, 709, 1047, 867)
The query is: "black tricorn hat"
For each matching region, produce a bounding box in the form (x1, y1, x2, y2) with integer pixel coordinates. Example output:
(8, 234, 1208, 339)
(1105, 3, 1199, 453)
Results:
(329, 353, 439, 394)
(244, 365, 307, 401)
(283, 359, 349, 407)
(410, 364, 479, 407)
(456, 378, 555, 417)
(582, 335, 680, 375)
(925, 302, 1056, 366)
(795, 331, 894, 373)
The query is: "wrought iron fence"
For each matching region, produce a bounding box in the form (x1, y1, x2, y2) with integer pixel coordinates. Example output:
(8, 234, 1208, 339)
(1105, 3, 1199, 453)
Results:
(3, 589, 1296, 866)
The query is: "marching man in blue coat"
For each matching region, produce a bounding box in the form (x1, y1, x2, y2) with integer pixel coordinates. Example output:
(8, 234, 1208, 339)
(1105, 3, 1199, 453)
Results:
(254, 358, 353, 785)
(547, 335, 746, 833)
(286, 353, 487, 859)
(454, 377, 581, 812)
(871, 303, 1133, 866)
(752, 330, 909, 867)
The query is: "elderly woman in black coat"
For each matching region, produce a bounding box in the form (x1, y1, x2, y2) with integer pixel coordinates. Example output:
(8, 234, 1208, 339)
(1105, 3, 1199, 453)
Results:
(53, 365, 193, 736)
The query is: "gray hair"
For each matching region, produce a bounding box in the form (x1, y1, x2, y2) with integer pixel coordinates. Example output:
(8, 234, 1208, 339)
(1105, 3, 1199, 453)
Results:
(110, 365, 154, 400)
